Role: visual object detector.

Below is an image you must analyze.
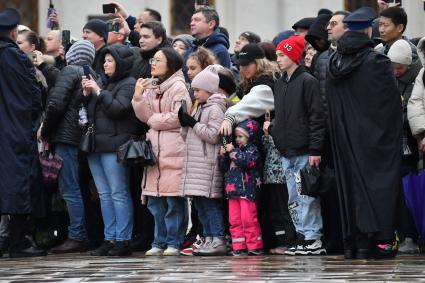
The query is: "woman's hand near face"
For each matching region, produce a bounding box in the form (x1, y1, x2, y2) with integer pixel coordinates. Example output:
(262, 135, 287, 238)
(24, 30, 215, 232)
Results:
(134, 78, 151, 100)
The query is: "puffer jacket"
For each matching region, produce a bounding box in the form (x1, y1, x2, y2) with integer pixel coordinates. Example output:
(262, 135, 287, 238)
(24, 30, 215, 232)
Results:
(407, 37, 425, 137)
(132, 70, 192, 197)
(42, 64, 92, 145)
(86, 44, 148, 152)
(181, 93, 226, 198)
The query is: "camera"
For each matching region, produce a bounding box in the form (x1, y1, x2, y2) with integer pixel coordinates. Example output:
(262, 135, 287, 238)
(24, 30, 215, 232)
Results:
(107, 22, 120, 32)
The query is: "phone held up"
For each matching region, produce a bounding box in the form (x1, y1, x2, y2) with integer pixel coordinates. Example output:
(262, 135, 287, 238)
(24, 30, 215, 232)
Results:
(83, 65, 91, 78)
(62, 30, 71, 50)
(46, 0, 56, 29)
(107, 22, 120, 32)
(102, 3, 117, 14)
(180, 99, 187, 114)
(145, 78, 159, 89)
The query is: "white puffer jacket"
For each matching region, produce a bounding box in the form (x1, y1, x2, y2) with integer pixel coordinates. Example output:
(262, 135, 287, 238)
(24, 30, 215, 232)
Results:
(407, 37, 425, 136)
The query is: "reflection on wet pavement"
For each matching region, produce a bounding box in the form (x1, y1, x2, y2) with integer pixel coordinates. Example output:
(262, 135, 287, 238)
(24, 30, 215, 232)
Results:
(0, 253, 424, 282)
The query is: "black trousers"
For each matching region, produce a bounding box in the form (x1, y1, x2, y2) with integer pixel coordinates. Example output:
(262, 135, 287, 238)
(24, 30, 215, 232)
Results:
(262, 183, 296, 247)
(9, 214, 30, 251)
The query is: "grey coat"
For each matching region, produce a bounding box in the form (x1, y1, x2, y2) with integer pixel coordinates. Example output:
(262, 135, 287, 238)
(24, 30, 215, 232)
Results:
(181, 93, 227, 198)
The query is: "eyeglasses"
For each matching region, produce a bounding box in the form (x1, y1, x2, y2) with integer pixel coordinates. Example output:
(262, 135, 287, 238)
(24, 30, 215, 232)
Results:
(327, 21, 339, 28)
(149, 58, 163, 65)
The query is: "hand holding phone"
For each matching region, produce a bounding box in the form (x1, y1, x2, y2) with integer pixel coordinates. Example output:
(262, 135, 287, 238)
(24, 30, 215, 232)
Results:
(107, 22, 120, 32)
(181, 100, 188, 114)
(145, 78, 159, 89)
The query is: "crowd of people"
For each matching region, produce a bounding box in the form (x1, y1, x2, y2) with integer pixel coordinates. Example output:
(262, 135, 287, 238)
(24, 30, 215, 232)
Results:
(0, 0, 424, 260)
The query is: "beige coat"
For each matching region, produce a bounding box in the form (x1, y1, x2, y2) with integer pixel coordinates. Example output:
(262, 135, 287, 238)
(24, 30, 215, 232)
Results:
(407, 37, 425, 137)
(132, 71, 192, 196)
(181, 93, 227, 198)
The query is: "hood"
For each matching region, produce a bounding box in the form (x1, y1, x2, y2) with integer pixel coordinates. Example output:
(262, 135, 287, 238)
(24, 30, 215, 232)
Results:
(153, 70, 186, 95)
(194, 29, 230, 50)
(328, 31, 374, 80)
(418, 37, 425, 67)
(204, 93, 227, 113)
(399, 59, 423, 85)
(100, 44, 134, 83)
(305, 14, 331, 52)
(235, 119, 261, 146)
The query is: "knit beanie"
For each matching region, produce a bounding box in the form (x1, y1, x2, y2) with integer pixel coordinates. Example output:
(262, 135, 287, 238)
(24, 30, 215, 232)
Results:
(276, 36, 305, 65)
(239, 31, 261, 44)
(83, 19, 108, 43)
(388, 39, 412, 66)
(218, 72, 236, 95)
(235, 119, 261, 146)
(191, 65, 219, 94)
(65, 40, 95, 66)
(172, 34, 194, 50)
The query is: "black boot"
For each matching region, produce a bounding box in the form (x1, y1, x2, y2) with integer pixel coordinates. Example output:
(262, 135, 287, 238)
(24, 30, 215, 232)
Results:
(108, 241, 132, 256)
(90, 241, 115, 256)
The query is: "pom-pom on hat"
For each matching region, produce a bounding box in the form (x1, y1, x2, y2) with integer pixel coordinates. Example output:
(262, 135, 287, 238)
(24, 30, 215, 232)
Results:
(276, 36, 305, 65)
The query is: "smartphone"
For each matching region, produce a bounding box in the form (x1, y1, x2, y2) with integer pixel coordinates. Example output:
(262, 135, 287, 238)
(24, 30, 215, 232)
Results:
(107, 22, 120, 32)
(181, 99, 187, 113)
(46, 0, 55, 29)
(102, 4, 116, 14)
(265, 110, 271, 122)
(145, 78, 159, 89)
(27, 53, 37, 63)
(83, 65, 91, 78)
(62, 30, 70, 49)
(196, 0, 209, 5)
(221, 135, 232, 147)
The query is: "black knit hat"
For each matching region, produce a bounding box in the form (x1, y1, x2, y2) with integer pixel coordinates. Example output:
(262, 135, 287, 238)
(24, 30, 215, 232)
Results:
(218, 72, 236, 95)
(83, 19, 108, 43)
(239, 31, 261, 44)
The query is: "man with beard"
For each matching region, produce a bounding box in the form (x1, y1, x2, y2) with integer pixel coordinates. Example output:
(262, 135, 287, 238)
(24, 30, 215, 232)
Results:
(326, 7, 401, 260)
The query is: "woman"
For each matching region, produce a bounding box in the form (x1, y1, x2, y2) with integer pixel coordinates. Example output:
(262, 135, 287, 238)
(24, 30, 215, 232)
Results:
(82, 44, 144, 256)
(132, 47, 192, 256)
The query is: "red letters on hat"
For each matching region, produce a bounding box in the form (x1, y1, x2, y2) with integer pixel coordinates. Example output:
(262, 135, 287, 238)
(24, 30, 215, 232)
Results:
(275, 36, 305, 65)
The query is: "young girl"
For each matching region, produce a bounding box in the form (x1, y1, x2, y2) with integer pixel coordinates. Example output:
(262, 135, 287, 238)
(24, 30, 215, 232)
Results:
(179, 65, 227, 256)
(218, 119, 263, 256)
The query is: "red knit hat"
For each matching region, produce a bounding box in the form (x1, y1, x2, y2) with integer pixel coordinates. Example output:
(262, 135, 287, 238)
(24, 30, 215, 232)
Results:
(275, 36, 305, 64)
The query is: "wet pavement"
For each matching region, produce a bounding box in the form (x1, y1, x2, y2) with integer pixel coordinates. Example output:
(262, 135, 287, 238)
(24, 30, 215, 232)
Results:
(0, 253, 424, 282)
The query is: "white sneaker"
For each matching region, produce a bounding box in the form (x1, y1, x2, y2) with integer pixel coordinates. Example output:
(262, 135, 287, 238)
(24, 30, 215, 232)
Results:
(398, 237, 419, 254)
(145, 247, 164, 256)
(296, 239, 326, 255)
(163, 246, 180, 256)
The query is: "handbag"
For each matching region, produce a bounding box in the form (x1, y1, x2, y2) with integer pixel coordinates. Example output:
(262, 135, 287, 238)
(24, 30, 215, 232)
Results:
(39, 143, 63, 184)
(80, 123, 95, 153)
(117, 137, 156, 166)
(299, 164, 322, 197)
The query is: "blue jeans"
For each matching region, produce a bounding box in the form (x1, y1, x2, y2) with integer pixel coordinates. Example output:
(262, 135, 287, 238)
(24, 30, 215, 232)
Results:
(193, 197, 224, 237)
(282, 155, 323, 240)
(87, 153, 133, 241)
(147, 196, 186, 249)
(55, 143, 86, 241)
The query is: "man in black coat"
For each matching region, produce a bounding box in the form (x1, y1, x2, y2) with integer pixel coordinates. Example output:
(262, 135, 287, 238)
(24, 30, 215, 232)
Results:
(0, 8, 45, 258)
(326, 7, 402, 259)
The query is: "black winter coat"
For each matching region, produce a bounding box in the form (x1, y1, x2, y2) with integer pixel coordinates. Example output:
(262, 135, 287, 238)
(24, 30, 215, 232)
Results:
(42, 64, 92, 146)
(270, 66, 326, 158)
(326, 31, 402, 241)
(130, 47, 158, 79)
(87, 44, 148, 152)
(0, 37, 42, 214)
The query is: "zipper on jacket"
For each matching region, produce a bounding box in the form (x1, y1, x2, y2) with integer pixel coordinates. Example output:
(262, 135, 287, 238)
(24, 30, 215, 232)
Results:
(156, 95, 162, 197)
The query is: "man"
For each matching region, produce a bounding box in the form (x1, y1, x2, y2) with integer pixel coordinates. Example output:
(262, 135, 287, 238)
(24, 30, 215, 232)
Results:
(107, 25, 127, 45)
(44, 29, 66, 69)
(292, 17, 316, 36)
(270, 36, 327, 256)
(326, 7, 401, 259)
(0, 8, 45, 258)
(186, 6, 231, 68)
(82, 19, 108, 79)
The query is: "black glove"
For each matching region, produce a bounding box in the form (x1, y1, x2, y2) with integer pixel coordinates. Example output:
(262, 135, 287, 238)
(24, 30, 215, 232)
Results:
(178, 106, 197, 128)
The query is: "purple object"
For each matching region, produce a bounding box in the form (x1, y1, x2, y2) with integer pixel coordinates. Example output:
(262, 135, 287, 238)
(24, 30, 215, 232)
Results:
(402, 172, 425, 241)
(46, 5, 55, 29)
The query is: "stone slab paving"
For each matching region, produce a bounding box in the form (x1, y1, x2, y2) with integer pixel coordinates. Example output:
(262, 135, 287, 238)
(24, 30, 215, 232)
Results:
(0, 253, 424, 282)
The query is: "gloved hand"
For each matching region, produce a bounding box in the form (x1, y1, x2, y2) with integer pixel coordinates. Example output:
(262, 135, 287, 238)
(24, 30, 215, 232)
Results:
(178, 107, 197, 128)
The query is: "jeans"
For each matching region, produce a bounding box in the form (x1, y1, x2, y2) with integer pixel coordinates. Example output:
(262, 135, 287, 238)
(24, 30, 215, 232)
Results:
(282, 155, 323, 240)
(56, 143, 86, 241)
(88, 153, 133, 241)
(147, 196, 186, 249)
(193, 197, 224, 237)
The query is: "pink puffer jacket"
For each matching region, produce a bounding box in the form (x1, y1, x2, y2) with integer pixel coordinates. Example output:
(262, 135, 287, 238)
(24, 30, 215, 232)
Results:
(132, 70, 192, 196)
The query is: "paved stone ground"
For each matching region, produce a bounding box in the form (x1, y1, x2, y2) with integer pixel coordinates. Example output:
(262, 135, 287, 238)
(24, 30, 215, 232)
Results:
(0, 253, 424, 282)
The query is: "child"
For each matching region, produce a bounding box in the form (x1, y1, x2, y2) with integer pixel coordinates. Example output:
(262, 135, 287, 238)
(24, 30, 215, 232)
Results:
(178, 66, 228, 256)
(270, 36, 326, 256)
(218, 119, 263, 256)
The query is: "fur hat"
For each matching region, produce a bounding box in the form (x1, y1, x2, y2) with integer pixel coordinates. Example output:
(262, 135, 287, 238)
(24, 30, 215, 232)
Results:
(388, 39, 412, 65)
(276, 35, 305, 65)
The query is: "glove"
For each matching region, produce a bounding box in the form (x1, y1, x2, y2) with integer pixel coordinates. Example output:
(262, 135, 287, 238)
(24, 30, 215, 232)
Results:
(178, 107, 197, 128)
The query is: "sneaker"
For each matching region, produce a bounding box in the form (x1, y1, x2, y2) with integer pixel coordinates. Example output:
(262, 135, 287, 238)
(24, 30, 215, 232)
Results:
(50, 238, 87, 254)
(145, 247, 164, 256)
(108, 241, 132, 256)
(296, 239, 326, 255)
(90, 241, 115, 256)
(248, 249, 264, 256)
(374, 240, 398, 259)
(230, 249, 248, 256)
(180, 237, 205, 256)
(181, 234, 197, 250)
(196, 237, 227, 256)
(398, 237, 419, 254)
(193, 236, 212, 256)
(284, 243, 298, 256)
(163, 246, 180, 256)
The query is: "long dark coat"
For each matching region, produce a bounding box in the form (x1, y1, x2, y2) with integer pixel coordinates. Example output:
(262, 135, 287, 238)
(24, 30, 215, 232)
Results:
(326, 31, 402, 241)
(0, 37, 42, 215)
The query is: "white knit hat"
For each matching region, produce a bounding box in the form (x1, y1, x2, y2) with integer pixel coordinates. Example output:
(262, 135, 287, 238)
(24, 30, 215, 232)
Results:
(388, 39, 412, 65)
